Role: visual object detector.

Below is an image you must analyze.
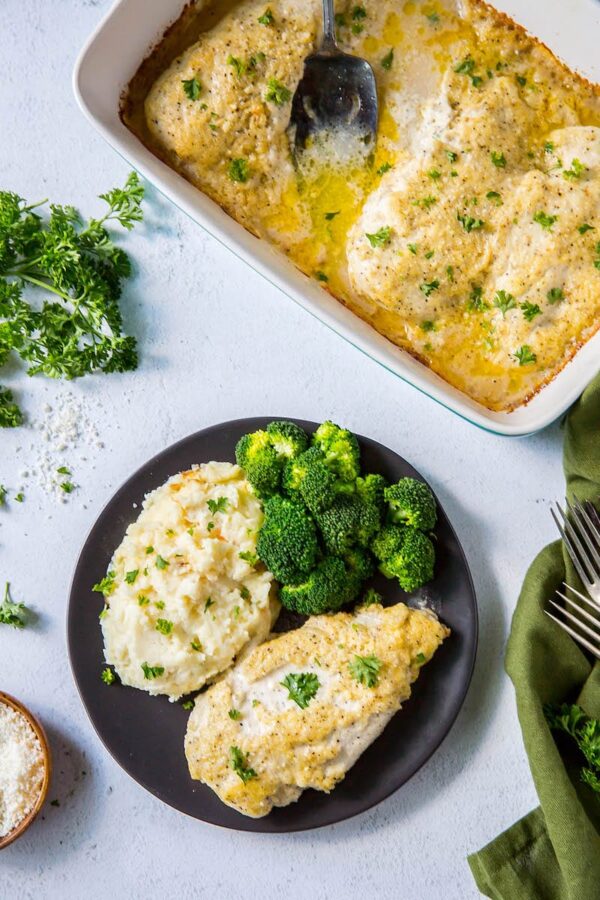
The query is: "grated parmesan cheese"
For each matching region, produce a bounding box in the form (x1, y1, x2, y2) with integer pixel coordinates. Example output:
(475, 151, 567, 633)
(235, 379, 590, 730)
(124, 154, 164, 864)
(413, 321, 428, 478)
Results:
(0, 702, 44, 837)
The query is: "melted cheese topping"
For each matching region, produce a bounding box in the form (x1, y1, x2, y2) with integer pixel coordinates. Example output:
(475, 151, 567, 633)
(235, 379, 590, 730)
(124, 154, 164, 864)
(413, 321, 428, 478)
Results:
(185, 602, 449, 817)
(142, 0, 600, 410)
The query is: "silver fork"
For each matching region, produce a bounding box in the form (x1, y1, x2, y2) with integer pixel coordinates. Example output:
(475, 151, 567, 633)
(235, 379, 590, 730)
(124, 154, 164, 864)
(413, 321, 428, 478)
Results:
(546, 497, 600, 658)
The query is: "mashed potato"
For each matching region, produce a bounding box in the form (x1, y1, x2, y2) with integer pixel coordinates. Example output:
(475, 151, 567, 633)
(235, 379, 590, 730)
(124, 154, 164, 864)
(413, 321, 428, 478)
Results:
(100, 462, 278, 700)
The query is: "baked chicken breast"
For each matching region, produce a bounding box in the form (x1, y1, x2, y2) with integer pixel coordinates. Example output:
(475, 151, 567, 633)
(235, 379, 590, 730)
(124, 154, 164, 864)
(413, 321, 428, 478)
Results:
(185, 602, 449, 817)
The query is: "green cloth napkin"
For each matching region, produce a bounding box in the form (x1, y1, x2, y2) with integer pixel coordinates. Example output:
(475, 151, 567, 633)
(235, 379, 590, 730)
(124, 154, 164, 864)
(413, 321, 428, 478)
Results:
(468, 374, 600, 900)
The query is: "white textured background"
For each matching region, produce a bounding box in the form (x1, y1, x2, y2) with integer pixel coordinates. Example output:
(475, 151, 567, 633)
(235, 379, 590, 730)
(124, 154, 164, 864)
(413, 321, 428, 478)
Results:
(2, 0, 597, 897)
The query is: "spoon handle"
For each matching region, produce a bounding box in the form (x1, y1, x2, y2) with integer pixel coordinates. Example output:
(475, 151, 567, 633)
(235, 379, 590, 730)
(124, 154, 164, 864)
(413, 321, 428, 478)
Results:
(321, 0, 338, 50)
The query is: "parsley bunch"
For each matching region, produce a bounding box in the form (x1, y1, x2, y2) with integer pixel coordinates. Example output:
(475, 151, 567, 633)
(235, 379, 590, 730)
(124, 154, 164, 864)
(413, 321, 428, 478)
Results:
(545, 703, 600, 793)
(0, 582, 29, 628)
(0, 172, 144, 426)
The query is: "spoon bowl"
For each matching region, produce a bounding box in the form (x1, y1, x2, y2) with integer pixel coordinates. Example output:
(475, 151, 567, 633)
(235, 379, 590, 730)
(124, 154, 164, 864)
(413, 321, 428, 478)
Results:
(288, 1, 378, 154)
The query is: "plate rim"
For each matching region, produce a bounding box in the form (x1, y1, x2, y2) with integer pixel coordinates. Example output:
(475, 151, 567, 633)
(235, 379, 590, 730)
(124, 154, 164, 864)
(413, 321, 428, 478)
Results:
(67, 416, 478, 832)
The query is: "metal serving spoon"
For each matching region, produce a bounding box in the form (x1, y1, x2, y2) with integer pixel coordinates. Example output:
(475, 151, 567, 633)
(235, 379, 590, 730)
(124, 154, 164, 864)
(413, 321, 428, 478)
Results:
(288, 0, 378, 154)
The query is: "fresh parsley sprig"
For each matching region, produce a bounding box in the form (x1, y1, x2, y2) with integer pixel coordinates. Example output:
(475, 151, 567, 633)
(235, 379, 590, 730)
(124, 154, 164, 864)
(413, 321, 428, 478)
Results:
(545, 703, 600, 794)
(0, 581, 28, 628)
(0, 172, 144, 426)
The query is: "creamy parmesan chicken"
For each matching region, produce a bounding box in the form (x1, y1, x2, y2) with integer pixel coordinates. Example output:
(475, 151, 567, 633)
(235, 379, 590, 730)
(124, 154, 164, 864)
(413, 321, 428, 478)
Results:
(127, 0, 600, 410)
(185, 602, 449, 817)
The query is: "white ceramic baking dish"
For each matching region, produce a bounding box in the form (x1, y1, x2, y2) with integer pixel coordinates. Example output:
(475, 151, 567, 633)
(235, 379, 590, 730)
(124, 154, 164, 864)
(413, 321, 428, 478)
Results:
(73, 0, 600, 436)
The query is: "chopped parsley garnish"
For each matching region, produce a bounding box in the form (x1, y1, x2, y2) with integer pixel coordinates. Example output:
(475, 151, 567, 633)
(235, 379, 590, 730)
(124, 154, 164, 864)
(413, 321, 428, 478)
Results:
(265, 78, 292, 106)
(93, 571, 116, 596)
(446, 150, 458, 163)
(229, 158, 250, 183)
(204, 597, 215, 611)
(457, 212, 484, 232)
(335, 12, 346, 27)
(533, 210, 558, 230)
(578, 223, 594, 235)
(407, 243, 418, 255)
(0, 582, 28, 628)
(516, 74, 527, 87)
(181, 699, 195, 710)
(486, 190, 502, 206)
(325, 210, 340, 220)
(207, 521, 215, 532)
(424, 250, 434, 259)
(315, 271, 329, 282)
(349, 654, 382, 688)
(381, 49, 394, 70)
(155, 618, 173, 635)
(145, 545, 154, 554)
(207, 496, 229, 515)
(228, 708, 242, 720)
(0, 485, 6, 505)
(454, 57, 483, 87)
(365, 226, 392, 248)
(138, 595, 150, 606)
(227, 55, 247, 77)
(240, 586, 251, 601)
(190, 639, 202, 651)
(141, 662, 165, 679)
(544, 141, 555, 153)
(229, 746, 257, 783)
(376, 162, 393, 175)
(60, 481, 75, 493)
(521, 301, 541, 322)
(99, 606, 108, 620)
(125, 569, 139, 584)
(155, 600, 165, 610)
(467, 285, 488, 312)
(419, 280, 440, 297)
(427, 169, 441, 180)
(426, 11, 440, 24)
(420, 319, 436, 332)
(182, 77, 202, 101)
(0, 388, 23, 428)
(281, 672, 320, 709)
(513, 345, 537, 366)
(155, 555, 169, 570)
(494, 290, 517, 316)
(563, 158, 585, 181)
(361, 587, 383, 607)
(490, 151, 506, 168)
(446, 265, 455, 282)
(57, 466, 71, 475)
(14, 492, 24, 503)
(547, 287, 564, 304)
(413, 196, 437, 209)
(101, 667, 116, 685)
(414, 652, 427, 665)
(239, 550, 258, 565)
(258, 7, 274, 25)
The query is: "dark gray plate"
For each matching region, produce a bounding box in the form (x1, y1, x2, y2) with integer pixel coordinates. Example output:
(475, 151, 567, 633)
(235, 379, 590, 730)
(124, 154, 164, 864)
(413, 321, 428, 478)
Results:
(67, 418, 477, 832)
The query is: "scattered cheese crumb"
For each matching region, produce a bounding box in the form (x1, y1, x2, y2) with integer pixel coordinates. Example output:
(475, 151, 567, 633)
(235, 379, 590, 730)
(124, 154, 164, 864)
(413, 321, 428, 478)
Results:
(0, 702, 44, 837)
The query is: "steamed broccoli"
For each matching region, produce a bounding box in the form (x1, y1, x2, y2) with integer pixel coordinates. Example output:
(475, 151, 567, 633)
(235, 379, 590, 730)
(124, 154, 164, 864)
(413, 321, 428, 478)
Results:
(256, 495, 318, 584)
(344, 546, 375, 586)
(267, 420, 309, 460)
(356, 473, 388, 522)
(312, 420, 361, 482)
(283, 447, 336, 514)
(371, 524, 406, 562)
(379, 528, 435, 592)
(384, 477, 437, 531)
(317, 494, 379, 555)
(279, 556, 351, 615)
(235, 430, 282, 497)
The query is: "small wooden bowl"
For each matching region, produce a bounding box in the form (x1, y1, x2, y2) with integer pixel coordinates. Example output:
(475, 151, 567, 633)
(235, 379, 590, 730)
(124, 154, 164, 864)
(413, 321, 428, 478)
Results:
(0, 692, 51, 850)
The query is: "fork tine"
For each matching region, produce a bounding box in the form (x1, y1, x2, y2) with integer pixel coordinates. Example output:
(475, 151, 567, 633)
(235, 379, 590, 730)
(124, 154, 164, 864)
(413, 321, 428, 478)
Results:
(556, 590, 600, 627)
(557, 502, 597, 582)
(570, 498, 600, 570)
(552, 506, 594, 589)
(545, 610, 600, 660)
(562, 582, 600, 612)
(548, 599, 600, 643)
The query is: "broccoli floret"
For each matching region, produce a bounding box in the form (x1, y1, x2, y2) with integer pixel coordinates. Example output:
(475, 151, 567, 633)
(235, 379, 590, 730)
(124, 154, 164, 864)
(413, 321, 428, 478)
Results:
(344, 546, 375, 582)
(266, 420, 309, 460)
(283, 447, 336, 514)
(384, 478, 437, 531)
(379, 528, 435, 592)
(235, 431, 282, 497)
(317, 494, 379, 555)
(279, 556, 350, 615)
(256, 496, 318, 584)
(371, 524, 406, 561)
(356, 473, 388, 522)
(312, 420, 361, 482)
